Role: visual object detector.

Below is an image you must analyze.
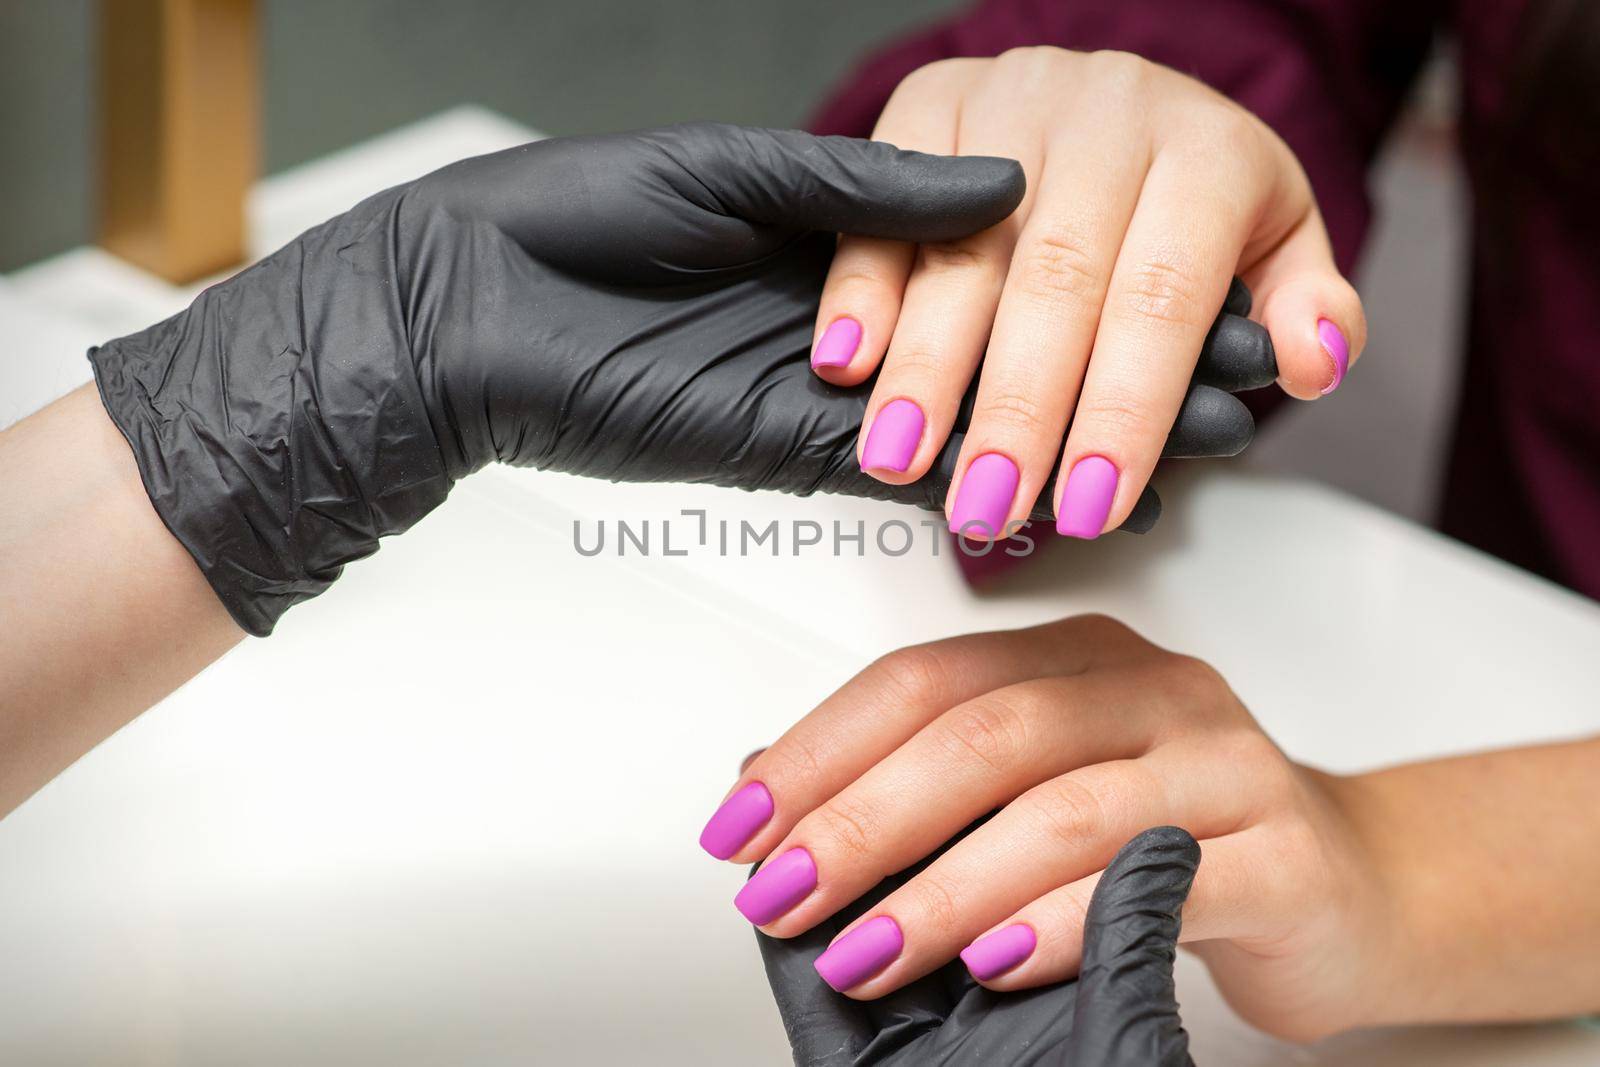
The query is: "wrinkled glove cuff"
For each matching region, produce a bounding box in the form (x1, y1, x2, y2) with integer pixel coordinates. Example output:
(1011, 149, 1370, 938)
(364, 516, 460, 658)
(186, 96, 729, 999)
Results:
(89, 211, 452, 636)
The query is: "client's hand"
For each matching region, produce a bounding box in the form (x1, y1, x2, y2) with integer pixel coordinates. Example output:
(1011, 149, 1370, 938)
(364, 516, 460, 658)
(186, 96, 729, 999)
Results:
(813, 48, 1364, 539)
(92, 124, 1268, 636)
(759, 824, 1201, 1066)
(701, 616, 1392, 1042)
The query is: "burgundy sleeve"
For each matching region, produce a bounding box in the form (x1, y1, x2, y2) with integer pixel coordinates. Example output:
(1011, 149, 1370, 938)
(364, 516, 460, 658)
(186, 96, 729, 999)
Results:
(807, 0, 1441, 279)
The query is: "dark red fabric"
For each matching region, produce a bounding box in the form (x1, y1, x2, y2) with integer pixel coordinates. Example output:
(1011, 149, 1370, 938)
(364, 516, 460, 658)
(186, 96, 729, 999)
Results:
(808, 0, 1600, 602)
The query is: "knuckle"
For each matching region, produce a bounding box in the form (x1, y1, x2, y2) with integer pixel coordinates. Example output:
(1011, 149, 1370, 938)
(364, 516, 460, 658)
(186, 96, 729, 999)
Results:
(1030, 776, 1106, 850)
(876, 346, 949, 389)
(897, 57, 972, 94)
(868, 644, 959, 706)
(1221, 727, 1284, 777)
(813, 794, 881, 864)
(826, 259, 903, 293)
(1015, 225, 1106, 306)
(915, 241, 999, 280)
(1080, 382, 1160, 439)
(1043, 884, 1093, 942)
(1163, 652, 1229, 697)
(975, 389, 1051, 436)
(886, 61, 958, 114)
(1120, 256, 1209, 331)
(1138, 654, 1236, 723)
(1085, 49, 1152, 94)
(906, 874, 966, 935)
(938, 696, 1031, 773)
(1066, 612, 1139, 645)
(994, 45, 1070, 79)
(772, 733, 826, 783)
(1184, 101, 1259, 152)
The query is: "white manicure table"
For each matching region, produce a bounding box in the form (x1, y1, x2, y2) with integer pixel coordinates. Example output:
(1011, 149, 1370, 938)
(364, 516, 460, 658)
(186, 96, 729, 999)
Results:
(4, 108, 1598, 1066)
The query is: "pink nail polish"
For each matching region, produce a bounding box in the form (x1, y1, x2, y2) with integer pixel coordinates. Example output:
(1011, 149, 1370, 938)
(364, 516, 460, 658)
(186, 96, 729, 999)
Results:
(960, 924, 1037, 981)
(1318, 318, 1349, 395)
(699, 781, 774, 860)
(734, 848, 816, 925)
(948, 453, 1019, 538)
(1056, 455, 1118, 539)
(814, 916, 903, 991)
(812, 318, 862, 369)
(860, 399, 925, 473)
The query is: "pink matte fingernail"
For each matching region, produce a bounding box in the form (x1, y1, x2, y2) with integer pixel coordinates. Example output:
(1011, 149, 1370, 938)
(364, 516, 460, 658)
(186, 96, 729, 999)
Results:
(699, 781, 774, 860)
(960, 924, 1037, 981)
(860, 399, 925, 473)
(815, 916, 904, 991)
(734, 848, 816, 925)
(948, 453, 1019, 538)
(1318, 318, 1349, 395)
(1056, 455, 1118, 539)
(812, 318, 862, 369)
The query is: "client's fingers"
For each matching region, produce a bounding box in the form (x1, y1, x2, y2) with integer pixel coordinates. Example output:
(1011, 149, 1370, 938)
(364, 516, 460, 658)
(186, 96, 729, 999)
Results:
(698, 617, 1153, 864)
(749, 675, 1162, 941)
(1246, 207, 1366, 399)
(808, 741, 1244, 997)
(974, 824, 1273, 991)
(812, 62, 980, 387)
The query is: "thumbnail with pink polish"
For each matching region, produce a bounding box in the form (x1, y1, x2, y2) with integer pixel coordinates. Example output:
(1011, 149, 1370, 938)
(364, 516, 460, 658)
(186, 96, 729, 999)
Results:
(948, 453, 1019, 538)
(699, 781, 774, 860)
(860, 399, 925, 473)
(814, 916, 904, 991)
(960, 924, 1036, 981)
(1057, 455, 1118, 539)
(812, 318, 862, 369)
(734, 848, 817, 925)
(1318, 318, 1349, 395)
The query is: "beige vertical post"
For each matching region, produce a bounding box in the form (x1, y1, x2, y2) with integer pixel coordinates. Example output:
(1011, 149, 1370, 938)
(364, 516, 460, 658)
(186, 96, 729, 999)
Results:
(98, 0, 259, 283)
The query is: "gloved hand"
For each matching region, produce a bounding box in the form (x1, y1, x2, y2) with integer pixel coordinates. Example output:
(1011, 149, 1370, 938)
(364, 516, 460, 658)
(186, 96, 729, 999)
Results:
(91, 123, 1274, 636)
(756, 824, 1200, 1066)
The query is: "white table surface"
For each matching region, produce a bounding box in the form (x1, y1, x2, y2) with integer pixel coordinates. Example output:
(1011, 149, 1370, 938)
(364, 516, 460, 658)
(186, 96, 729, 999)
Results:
(3, 107, 1598, 1066)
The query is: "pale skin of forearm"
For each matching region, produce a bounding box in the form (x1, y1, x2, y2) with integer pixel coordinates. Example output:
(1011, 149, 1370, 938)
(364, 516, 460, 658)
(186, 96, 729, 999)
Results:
(0, 385, 241, 817)
(1336, 736, 1600, 1025)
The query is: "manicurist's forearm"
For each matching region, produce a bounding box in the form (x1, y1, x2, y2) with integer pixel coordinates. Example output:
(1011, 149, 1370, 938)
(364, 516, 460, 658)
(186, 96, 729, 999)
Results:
(0, 385, 241, 818)
(1338, 736, 1600, 1024)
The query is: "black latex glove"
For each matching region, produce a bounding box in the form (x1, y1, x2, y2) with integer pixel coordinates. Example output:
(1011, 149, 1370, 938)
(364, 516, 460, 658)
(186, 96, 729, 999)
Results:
(90, 124, 1275, 636)
(757, 825, 1200, 1066)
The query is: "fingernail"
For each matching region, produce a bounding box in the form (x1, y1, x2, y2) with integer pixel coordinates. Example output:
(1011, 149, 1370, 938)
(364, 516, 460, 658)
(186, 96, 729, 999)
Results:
(1317, 318, 1349, 395)
(1056, 455, 1118, 539)
(960, 924, 1037, 981)
(812, 317, 862, 369)
(699, 781, 774, 860)
(860, 399, 925, 473)
(814, 916, 904, 991)
(948, 453, 1019, 538)
(734, 848, 816, 925)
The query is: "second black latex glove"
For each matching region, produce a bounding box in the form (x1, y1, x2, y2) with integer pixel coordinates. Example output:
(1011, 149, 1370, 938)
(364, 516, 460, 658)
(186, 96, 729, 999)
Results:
(757, 824, 1201, 1067)
(91, 124, 1273, 635)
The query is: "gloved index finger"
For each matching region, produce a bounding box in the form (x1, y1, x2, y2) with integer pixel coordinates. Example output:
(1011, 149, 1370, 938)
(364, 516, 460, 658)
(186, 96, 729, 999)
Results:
(1065, 825, 1200, 1067)
(1193, 313, 1278, 392)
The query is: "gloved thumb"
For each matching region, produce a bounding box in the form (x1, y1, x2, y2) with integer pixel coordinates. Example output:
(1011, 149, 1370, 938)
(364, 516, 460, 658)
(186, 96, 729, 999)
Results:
(1064, 826, 1200, 1067)
(644, 122, 1025, 243)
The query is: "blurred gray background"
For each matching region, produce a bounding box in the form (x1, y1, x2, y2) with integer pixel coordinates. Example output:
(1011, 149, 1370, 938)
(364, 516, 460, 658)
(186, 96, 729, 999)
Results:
(0, 0, 958, 272)
(0, 0, 1468, 523)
